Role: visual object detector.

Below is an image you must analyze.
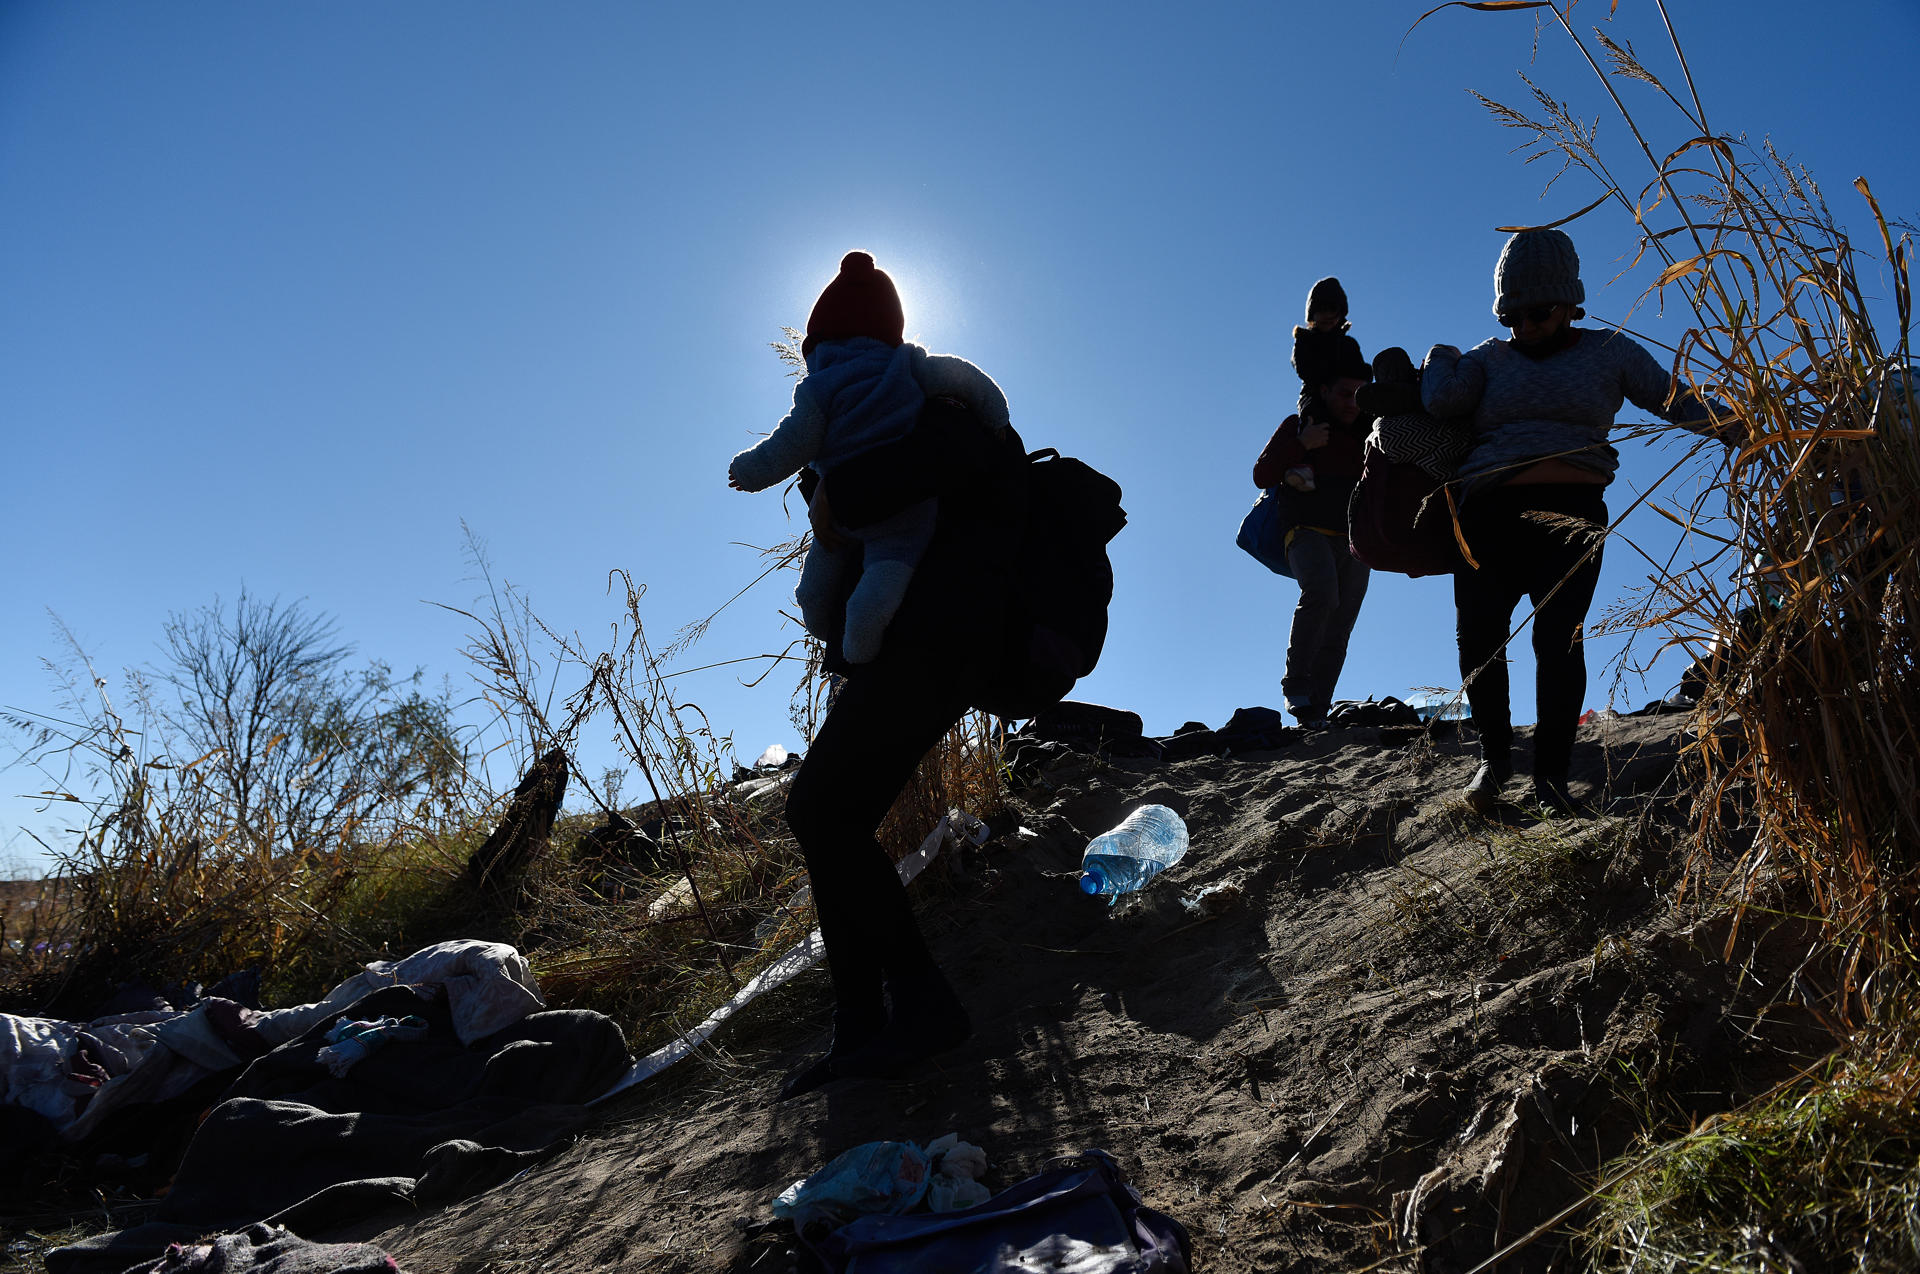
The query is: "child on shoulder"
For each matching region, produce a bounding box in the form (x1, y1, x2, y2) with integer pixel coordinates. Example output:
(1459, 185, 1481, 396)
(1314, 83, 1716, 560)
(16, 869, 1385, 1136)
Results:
(1286, 276, 1366, 493)
(728, 252, 1010, 664)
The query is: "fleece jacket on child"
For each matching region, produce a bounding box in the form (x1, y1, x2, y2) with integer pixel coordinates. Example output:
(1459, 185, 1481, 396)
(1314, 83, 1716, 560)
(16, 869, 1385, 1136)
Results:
(729, 338, 1010, 664)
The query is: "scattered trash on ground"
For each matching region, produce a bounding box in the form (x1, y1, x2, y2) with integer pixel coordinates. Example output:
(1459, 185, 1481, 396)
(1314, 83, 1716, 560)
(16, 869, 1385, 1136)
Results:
(1181, 881, 1242, 917)
(772, 1132, 989, 1233)
(788, 1147, 1192, 1274)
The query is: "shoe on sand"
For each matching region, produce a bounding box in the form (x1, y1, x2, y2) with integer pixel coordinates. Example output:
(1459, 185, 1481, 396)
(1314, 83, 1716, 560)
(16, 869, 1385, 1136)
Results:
(778, 1007, 884, 1101)
(1464, 759, 1511, 814)
(830, 969, 973, 1081)
(1532, 775, 1586, 819)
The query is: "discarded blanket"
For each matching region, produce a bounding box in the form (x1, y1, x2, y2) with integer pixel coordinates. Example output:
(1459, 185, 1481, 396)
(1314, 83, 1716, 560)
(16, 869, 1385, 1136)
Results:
(126, 1223, 401, 1273)
(2, 940, 551, 1148)
(48, 984, 629, 1274)
(1, 1009, 176, 1136)
(1020, 702, 1164, 762)
(1323, 697, 1422, 729)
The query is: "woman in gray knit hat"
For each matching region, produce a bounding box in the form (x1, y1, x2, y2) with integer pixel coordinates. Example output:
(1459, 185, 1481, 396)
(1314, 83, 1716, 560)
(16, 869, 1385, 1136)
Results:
(1423, 229, 1733, 815)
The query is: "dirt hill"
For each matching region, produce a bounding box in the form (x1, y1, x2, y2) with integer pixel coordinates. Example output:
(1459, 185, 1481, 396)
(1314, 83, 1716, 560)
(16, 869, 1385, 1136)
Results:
(334, 710, 1821, 1273)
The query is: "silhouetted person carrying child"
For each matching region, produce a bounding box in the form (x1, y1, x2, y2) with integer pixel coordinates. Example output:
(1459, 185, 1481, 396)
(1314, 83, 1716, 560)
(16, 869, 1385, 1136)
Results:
(734, 251, 1025, 1100)
(1254, 341, 1375, 726)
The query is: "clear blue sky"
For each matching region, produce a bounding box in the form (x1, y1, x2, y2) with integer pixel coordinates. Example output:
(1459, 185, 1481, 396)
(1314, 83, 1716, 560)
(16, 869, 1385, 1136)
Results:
(4, 1, 1915, 872)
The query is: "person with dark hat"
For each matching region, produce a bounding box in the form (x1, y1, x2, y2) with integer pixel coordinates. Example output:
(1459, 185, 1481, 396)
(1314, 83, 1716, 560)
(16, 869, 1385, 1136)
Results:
(1285, 276, 1365, 493)
(1423, 228, 1736, 816)
(736, 251, 1024, 1100)
(1253, 335, 1376, 726)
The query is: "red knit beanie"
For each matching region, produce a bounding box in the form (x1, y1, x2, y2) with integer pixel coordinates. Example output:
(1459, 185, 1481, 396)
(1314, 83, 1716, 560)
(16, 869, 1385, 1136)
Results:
(802, 251, 905, 358)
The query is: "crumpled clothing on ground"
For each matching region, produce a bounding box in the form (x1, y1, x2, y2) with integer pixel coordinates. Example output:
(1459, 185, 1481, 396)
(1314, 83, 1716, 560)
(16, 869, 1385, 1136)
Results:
(286, 940, 545, 1047)
(2, 1011, 176, 1134)
(925, 1131, 992, 1213)
(131, 1222, 400, 1273)
(774, 1133, 992, 1231)
(316, 1015, 429, 1078)
(9, 940, 546, 1142)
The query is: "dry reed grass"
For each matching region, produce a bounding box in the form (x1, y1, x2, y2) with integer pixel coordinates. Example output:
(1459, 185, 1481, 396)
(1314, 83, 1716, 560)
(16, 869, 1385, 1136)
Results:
(0, 637, 492, 1016)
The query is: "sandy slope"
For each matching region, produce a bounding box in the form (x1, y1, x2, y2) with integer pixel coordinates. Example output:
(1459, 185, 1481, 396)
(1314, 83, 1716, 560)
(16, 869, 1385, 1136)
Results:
(347, 711, 1823, 1273)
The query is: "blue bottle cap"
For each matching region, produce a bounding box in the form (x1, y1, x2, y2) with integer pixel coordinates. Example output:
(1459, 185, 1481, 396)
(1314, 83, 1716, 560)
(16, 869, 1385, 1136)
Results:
(1079, 870, 1104, 895)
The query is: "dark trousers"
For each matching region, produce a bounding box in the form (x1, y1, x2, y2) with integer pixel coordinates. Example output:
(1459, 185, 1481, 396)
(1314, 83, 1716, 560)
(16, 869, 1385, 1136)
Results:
(783, 646, 975, 1027)
(1453, 484, 1608, 780)
(1282, 529, 1371, 713)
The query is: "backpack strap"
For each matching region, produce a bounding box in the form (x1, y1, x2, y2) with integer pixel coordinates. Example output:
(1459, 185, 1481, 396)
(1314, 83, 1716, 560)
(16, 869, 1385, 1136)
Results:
(1028, 448, 1060, 463)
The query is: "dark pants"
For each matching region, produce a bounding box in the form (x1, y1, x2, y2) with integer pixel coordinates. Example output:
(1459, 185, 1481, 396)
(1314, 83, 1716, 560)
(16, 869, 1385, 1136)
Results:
(1282, 529, 1371, 714)
(783, 645, 975, 1028)
(1453, 483, 1608, 780)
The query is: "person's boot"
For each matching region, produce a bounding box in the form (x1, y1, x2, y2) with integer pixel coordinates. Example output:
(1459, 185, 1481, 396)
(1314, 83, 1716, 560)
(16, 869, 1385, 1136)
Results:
(830, 967, 973, 1080)
(778, 1004, 884, 1101)
(1286, 698, 1328, 730)
(1531, 774, 1585, 819)
(1464, 753, 1512, 814)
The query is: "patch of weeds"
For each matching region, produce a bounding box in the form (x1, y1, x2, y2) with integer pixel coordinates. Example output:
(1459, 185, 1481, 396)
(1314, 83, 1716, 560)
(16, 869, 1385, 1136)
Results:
(1386, 866, 1492, 962)
(1386, 809, 1649, 971)
(1587, 1039, 1920, 1273)
(1488, 817, 1634, 918)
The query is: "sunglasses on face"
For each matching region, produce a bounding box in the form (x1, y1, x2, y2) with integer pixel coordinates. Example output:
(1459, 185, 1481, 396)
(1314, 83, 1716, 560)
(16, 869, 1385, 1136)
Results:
(1497, 305, 1561, 328)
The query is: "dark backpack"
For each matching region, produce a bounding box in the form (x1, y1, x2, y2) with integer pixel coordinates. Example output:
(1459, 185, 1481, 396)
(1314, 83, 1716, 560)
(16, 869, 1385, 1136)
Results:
(975, 436, 1127, 720)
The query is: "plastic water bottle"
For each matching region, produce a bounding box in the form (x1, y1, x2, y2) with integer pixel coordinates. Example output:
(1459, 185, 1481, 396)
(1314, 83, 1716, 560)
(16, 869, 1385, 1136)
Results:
(1407, 691, 1467, 723)
(1079, 805, 1188, 904)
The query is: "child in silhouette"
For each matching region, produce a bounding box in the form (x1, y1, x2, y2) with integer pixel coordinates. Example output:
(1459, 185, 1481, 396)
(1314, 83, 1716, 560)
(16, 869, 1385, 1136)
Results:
(1286, 276, 1366, 493)
(728, 252, 1008, 663)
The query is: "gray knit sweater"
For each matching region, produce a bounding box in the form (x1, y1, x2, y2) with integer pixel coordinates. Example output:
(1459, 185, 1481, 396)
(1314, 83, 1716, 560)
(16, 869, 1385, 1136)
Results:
(1423, 329, 1728, 493)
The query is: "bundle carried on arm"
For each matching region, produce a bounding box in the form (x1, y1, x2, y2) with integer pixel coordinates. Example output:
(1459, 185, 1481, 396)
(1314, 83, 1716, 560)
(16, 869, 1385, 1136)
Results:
(1253, 413, 1367, 530)
(1423, 330, 1732, 495)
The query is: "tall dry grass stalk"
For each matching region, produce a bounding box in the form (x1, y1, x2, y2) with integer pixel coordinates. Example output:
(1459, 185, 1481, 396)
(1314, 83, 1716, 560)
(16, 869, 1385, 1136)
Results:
(1444, 0, 1915, 1020)
(1, 638, 486, 1014)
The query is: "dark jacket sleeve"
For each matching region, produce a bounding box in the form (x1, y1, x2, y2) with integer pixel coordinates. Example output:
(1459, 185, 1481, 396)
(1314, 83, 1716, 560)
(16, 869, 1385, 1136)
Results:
(1253, 415, 1307, 488)
(815, 399, 1000, 530)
